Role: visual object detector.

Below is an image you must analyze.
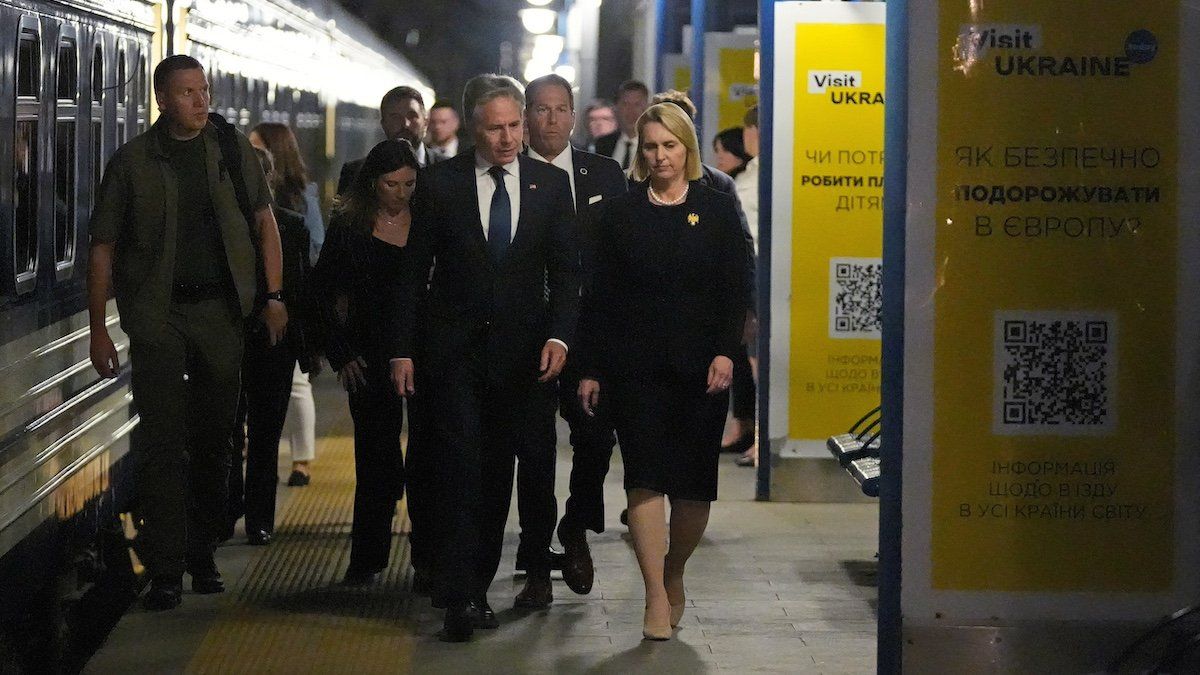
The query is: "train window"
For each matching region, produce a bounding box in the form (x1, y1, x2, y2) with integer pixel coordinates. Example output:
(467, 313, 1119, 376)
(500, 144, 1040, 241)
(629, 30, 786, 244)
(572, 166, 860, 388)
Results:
(57, 40, 78, 101)
(15, 122, 39, 284)
(136, 52, 147, 133)
(92, 45, 103, 102)
(117, 48, 126, 100)
(18, 29, 39, 98)
(54, 122, 76, 268)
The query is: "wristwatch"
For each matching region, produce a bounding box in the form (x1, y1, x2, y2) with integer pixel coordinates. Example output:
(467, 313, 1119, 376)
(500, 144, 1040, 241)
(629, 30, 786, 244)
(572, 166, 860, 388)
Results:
(265, 290, 285, 303)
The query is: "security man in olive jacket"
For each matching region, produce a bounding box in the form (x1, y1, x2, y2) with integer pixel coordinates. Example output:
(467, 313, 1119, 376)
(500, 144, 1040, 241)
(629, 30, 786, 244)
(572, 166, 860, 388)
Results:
(87, 55, 287, 611)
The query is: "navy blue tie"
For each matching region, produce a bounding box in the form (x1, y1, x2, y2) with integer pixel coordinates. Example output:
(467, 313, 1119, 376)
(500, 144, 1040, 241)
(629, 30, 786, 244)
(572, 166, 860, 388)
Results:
(487, 165, 511, 263)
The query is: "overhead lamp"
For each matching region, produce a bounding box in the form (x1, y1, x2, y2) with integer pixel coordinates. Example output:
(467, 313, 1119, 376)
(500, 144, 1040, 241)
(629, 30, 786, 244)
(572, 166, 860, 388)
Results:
(524, 59, 554, 83)
(520, 8, 557, 34)
(553, 64, 577, 84)
(526, 0, 553, 5)
(532, 34, 565, 62)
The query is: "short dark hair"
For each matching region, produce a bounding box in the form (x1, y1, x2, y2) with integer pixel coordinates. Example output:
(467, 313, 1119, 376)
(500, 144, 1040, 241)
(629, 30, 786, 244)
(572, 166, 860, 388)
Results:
(615, 80, 650, 100)
(153, 54, 203, 94)
(381, 85, 425, 113)
(525, 74, 574, 110)
(743, 105, 759, 128)
(430, 100, 459, 115)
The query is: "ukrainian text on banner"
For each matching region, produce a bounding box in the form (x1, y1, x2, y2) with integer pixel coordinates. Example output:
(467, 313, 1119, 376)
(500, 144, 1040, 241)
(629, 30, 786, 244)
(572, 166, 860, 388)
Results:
(787, 7, 885, 443)
(932, 2, 1177, 591)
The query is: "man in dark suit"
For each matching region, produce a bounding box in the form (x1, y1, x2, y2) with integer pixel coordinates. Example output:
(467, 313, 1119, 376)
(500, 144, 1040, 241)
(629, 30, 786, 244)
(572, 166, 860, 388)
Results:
(336, 85, 434, 195)
(388, 74, 579, 643)
(519, 74, 627, 598)
(426, 100, 462, 162)
(592, 80, 649, 173)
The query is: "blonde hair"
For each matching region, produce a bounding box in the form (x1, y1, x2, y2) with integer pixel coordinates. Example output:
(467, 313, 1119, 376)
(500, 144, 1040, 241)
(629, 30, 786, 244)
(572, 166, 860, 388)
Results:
(630, 103, 703, 182)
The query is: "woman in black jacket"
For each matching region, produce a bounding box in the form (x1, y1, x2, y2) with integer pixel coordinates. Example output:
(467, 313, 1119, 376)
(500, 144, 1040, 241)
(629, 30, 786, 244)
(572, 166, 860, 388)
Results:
(313, 140, 419, 584)
(578, 104, 751, 640)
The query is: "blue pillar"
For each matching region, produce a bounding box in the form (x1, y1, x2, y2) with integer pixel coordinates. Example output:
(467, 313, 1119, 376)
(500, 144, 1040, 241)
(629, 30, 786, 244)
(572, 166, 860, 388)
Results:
(754, 0, 774, 502)
(879, 0, 907, 672)
(654, 0, 670, 92)
(690, 0, 707, 141)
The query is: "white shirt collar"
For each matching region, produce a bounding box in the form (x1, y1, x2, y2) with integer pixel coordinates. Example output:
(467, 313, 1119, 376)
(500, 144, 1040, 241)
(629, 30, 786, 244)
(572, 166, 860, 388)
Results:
(474, 151, 520, 177)
(527, 145, 573, 172)
(414, 142, 427, 165)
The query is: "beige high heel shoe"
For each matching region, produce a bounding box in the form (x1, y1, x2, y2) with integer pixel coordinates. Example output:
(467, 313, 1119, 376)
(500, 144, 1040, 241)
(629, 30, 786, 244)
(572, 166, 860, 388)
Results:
(643, 602, 672, 641)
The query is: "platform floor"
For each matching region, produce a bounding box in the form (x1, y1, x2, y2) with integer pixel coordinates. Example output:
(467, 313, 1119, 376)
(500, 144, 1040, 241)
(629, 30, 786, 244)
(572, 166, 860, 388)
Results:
(85, 377, 879, 674)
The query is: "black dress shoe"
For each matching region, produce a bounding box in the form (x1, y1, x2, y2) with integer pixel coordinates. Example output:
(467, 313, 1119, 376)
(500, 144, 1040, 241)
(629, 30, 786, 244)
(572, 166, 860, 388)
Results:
(557, 518, 595, 595)
(514, 577, 553, 609)
(439, 605, 474, 643)
(191, 573, 225, 594)
(246, 529, 272, 546)
(286, 470, 310, 487)
(143, 578, 183, 611)
(470, 598, 499, 629)
(342, 568, 380, 586)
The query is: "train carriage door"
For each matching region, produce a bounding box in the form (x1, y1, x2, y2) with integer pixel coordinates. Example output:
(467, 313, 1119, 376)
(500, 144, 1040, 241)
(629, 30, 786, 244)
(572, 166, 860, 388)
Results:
(54, 24, 80, 281)
(135, 49, 147, 134)
(90, 40, 104, 212)
(12, 15, 42, 296)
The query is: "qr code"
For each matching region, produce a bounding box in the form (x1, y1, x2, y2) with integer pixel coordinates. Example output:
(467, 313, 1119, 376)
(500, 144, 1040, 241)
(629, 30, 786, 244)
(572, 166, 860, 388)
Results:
(993, 311, 1116, 435)
(829, 257, 882, 339)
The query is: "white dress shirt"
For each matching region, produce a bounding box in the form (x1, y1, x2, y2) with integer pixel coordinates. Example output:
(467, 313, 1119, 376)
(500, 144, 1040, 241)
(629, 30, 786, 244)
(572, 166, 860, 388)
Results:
(527, 145, 576, 207)
(435, 137, 458, 159)
(414, 141, 428, 167)
(734, 156, 759, 254)
(612, 132, 637, 173)
(475, 152, 521, 239)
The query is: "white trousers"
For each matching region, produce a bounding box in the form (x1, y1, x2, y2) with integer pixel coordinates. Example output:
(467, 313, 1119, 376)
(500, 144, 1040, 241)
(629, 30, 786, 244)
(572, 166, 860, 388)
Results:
(284, 362, 316, 462)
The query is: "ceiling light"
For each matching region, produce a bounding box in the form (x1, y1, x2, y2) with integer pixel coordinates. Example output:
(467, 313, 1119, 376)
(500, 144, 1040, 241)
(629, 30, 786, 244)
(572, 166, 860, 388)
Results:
(520, 8, 557, 34)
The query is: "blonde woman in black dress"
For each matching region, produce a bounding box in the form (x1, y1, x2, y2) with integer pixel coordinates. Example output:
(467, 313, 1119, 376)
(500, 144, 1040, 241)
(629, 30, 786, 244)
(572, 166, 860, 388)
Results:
(578, 103, 751, 640)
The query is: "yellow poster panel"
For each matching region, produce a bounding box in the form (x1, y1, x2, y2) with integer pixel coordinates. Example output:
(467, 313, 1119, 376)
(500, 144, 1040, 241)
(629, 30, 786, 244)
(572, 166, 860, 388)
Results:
(673, 65, 691, 93)
(715, 48, 758, 132)
(788, 22, 885, 440)
(932, 2, 1177, 591)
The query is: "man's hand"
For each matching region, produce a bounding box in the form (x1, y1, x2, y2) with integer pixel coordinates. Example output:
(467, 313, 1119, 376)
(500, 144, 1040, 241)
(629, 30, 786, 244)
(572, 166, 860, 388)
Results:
(390, 359, 415, 397)
(261, 299, 288, 346)
(578, 378, 601, 417)
(538, 340, 567, 383)
(706, 355, 734, 395)
(337, 357, 368, 393)
(90, 330, 120, 378)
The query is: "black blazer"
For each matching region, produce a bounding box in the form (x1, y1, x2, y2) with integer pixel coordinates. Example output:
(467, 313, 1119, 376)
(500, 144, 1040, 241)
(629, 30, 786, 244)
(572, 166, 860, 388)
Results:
(389, 152, 580, 381)
(592, 130, 620, 158)
(313, 212, 410, 371)
(270, 205, 319, 371)
(580, 182, 751, 383)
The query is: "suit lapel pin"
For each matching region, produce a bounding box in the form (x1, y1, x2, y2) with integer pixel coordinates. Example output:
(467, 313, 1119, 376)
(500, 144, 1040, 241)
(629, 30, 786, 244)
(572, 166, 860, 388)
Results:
(687, 213, 700, 226)
(530, 183, 537, 190)
(579, 167, 588, 175)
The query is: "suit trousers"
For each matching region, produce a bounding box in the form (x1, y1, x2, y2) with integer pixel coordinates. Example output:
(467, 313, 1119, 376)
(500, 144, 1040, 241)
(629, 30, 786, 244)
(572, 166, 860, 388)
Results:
(424, 352, 557, 604)
(239, 328, 297, 534)
(404, 392, 438, 577)
(345, 362, 405, 574)
(552, 367, 617, 535)
(128, 295, 243, 580)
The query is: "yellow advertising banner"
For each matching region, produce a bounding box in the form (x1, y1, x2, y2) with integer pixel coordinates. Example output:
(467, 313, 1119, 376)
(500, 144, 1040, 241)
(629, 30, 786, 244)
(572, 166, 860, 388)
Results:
(787, 20, 885, 440)
(715, 47, 757, 131)
(932, 2, 1177, 591)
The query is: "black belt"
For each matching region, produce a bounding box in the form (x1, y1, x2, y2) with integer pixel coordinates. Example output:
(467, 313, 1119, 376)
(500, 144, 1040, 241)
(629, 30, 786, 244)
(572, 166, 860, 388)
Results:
(171, 281, 230, 303)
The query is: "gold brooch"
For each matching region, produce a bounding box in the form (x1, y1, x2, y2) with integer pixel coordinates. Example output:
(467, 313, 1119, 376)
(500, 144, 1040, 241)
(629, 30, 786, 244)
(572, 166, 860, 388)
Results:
(687, 213, 699, 226)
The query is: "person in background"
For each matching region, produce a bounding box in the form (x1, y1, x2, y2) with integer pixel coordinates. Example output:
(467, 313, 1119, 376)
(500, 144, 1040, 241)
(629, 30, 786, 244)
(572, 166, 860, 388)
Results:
(427, 100, 461, 161)
(87, 54, 286, 610)
(337, 86, 433, 195)
(712, 127, 751, 179)
(249, 123, 322, 485)
(733, 106, 761, 468)
(520, 74, 627, 597)
(593, 80, 649, 172)
(227, 146, 317, 546)
(577, 103, 751, 640)
(314, 140, 420, 585)
(582, 100, 617, 153)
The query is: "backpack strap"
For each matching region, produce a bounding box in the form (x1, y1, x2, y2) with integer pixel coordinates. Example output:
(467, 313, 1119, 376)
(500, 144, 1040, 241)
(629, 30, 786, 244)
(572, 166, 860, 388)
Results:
(208, 112, 266, 310)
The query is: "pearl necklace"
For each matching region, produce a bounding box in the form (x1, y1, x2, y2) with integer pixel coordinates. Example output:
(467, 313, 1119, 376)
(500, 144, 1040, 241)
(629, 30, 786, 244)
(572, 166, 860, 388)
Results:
(649, 184, 688, 206)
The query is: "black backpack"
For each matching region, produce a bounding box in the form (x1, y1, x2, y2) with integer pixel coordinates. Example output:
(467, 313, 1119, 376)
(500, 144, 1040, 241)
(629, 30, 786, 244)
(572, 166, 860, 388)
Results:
(208, 112, 267, 309)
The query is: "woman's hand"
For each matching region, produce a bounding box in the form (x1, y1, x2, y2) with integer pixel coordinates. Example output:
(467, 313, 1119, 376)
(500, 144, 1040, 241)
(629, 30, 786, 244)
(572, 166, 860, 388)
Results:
(578, 378, 601, 417)
(706, 356, 734, 395)
(338, 356, 369, 393)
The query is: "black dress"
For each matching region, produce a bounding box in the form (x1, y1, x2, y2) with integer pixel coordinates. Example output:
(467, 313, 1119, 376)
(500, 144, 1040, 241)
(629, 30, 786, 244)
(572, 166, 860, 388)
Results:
(581, 181, 751, 501)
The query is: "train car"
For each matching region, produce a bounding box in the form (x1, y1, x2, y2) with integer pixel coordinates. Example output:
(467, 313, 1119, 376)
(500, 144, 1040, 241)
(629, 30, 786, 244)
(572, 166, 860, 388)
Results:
(0, 0, 429, 670)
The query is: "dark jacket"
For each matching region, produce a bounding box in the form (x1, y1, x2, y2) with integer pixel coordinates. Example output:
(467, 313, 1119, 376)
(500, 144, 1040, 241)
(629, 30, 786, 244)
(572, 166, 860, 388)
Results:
(388, 152, 580, 382)
(593, 130, 620, 158)
(313, 212, 409, 371)
(580, 181, 750, 382)
(273, 205, 319, 371)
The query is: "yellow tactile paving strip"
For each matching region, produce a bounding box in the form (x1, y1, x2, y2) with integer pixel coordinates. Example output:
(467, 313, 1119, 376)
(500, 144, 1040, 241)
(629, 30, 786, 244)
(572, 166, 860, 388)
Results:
(185, 411, 417, 675)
